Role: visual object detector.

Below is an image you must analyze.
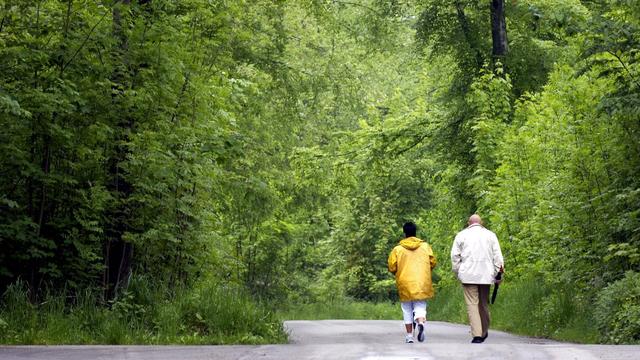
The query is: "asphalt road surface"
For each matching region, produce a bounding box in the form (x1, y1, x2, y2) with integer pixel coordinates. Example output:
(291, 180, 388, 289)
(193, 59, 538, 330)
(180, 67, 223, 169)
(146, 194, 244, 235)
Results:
(1, 320, 639, 360)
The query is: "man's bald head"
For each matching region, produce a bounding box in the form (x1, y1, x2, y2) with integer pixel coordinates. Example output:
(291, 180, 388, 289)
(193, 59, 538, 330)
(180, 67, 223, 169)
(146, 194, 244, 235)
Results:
(468, 214, 482, 226)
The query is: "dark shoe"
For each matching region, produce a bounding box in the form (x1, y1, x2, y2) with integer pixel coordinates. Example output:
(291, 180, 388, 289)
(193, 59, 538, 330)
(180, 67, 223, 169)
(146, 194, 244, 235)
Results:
(417, 323, 425, 342)
(481, 333, 488, 341)
(471, 336, 484, 343)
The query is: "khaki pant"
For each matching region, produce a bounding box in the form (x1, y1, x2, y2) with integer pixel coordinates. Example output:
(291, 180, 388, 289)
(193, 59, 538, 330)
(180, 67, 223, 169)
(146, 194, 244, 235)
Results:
(463, 284, 491, 337)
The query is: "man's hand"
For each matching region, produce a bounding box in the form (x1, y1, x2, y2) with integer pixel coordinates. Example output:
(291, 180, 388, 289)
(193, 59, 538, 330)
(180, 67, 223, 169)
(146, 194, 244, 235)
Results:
(494, 267, 504, 284)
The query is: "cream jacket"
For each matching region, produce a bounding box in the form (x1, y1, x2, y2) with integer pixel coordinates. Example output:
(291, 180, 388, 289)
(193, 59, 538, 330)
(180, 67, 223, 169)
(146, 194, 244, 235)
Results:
(451, 224, 504, 284)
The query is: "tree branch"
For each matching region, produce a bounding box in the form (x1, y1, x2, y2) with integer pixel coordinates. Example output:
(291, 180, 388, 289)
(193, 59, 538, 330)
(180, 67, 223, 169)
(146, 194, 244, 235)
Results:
(60, 8, 111, 75)
(454, 0, 483, 69)
(393, 133, 430, 156)
(332, 1, 385, 16)
(608, 50, 640, 89)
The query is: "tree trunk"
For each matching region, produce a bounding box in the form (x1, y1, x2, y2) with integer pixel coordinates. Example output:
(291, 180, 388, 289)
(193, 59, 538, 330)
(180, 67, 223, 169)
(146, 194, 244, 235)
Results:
(103, 0, 134, 301)
(490, 0, 508, 60)
(455, 1, 483, 69)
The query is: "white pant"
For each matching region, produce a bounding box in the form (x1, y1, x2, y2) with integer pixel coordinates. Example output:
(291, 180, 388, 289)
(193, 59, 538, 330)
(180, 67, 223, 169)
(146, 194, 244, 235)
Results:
(401, 300, 427, 324)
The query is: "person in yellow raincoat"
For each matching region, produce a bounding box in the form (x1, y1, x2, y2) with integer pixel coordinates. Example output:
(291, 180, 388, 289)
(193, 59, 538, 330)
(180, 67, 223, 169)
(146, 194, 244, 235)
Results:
(388, 222, 437, 343)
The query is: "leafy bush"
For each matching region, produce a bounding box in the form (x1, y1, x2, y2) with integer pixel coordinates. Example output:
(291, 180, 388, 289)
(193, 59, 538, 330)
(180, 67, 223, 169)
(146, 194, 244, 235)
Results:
(595, 271, 640, 344)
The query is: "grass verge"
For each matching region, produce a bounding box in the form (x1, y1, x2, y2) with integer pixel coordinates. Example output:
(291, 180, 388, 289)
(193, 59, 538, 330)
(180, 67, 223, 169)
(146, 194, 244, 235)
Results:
(280, 300, 397, 320)
(0, 280, 287, 345)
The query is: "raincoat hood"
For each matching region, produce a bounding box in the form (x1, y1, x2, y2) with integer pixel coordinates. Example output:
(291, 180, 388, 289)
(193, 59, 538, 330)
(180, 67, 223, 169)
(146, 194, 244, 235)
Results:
(399, 237, 423, 250)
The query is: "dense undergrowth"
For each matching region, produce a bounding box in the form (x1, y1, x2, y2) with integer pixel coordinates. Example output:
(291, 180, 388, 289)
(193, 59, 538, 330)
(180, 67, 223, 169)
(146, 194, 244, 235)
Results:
(4, 274, 640, 344)
(0, 279, 286, 345)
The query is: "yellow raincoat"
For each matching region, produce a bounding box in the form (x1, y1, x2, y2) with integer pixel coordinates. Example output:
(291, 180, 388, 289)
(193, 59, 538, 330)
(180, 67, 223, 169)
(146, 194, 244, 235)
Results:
(388, 237, 437, 301)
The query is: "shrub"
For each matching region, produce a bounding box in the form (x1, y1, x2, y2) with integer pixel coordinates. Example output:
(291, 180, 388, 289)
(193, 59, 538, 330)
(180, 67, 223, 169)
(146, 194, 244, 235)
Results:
(594, 271, 640, 344)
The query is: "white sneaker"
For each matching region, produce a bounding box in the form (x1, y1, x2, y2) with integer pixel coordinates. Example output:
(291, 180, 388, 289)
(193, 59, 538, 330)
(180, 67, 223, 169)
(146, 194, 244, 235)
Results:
(405, 335, 414, 343)
(417, 323, 425, 342)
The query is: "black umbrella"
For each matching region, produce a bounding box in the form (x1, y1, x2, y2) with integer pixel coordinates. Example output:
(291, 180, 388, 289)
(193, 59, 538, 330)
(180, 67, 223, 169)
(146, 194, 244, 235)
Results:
(491, 270, 503, 304)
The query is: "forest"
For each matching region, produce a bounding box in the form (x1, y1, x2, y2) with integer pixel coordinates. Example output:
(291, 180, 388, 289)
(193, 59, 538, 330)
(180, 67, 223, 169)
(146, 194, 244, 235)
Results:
(1, 0, 639, 345)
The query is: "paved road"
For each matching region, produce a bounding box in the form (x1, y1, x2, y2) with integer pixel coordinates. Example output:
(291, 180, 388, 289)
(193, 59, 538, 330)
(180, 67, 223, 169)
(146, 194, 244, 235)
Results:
(1, 320, 639, 359)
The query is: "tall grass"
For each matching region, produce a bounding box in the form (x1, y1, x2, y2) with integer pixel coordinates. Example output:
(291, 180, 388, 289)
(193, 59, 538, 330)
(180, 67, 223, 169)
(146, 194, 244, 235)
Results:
(280, 300, 397, 320)
(0, 279, 287, 345)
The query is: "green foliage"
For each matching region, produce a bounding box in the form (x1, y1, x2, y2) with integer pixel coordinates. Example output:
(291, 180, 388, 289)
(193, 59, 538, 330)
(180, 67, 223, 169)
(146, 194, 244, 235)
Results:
(466, 65, 512, 210)
(0, 0, 310, 298)
(0, 278, 286, 344)
(595, 271, 640, 344)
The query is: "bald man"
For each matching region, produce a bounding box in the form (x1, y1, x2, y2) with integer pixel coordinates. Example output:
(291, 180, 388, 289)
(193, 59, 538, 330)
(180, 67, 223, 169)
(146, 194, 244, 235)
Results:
(451, 214, 504, 343)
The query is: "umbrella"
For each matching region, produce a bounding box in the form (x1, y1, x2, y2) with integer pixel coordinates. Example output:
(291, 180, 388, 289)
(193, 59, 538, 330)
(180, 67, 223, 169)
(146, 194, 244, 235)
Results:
(491, 270, 503, 304)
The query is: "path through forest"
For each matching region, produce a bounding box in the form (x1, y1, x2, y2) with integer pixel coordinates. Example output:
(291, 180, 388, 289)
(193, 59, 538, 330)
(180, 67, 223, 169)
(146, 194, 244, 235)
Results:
(1, 320, 639, 359)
